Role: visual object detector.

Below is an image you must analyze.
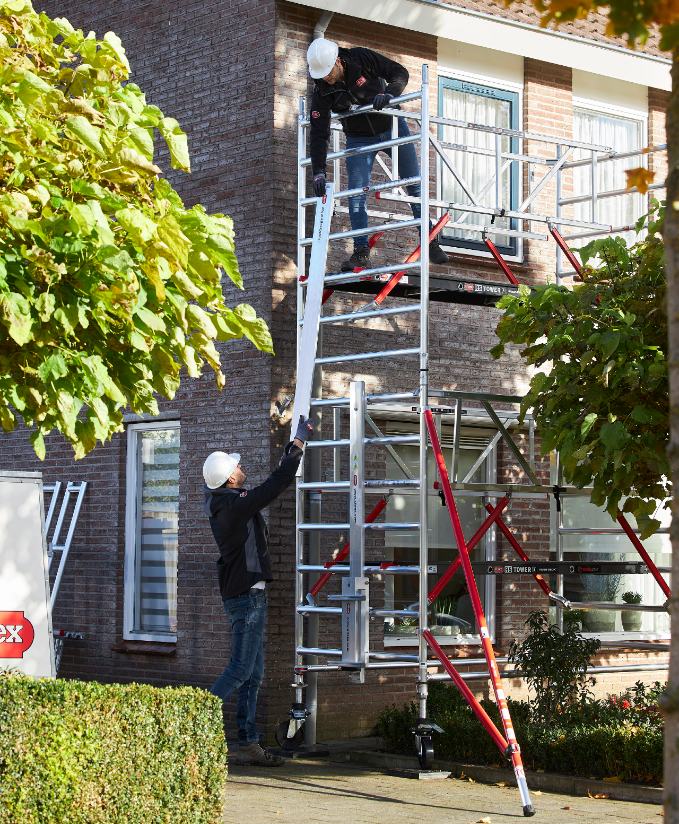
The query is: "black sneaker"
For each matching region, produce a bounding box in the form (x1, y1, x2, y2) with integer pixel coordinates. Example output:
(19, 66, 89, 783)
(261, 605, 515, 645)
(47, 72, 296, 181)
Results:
(429, 237, 449, 265)
(340, 246, 371, 272)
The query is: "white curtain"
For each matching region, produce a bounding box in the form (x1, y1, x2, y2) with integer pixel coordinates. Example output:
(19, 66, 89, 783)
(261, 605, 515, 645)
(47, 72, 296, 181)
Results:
(440, 87, 514, 247)
(573, 108, 643, 245)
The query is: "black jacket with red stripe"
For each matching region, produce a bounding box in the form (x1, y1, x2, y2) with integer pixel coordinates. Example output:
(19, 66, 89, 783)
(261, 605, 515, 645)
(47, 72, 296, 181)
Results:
(308, 47, 409, 175)
(205, 443, 302, 599)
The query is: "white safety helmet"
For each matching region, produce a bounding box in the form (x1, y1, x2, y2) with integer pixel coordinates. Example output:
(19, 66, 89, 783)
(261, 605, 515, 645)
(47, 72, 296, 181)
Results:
(307, 37, 339, 80)
(203, 451, 241, 489)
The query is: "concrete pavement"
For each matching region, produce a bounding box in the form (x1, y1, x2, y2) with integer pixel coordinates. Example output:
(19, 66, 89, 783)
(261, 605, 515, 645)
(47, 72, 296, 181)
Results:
(224, 758, 662, 824)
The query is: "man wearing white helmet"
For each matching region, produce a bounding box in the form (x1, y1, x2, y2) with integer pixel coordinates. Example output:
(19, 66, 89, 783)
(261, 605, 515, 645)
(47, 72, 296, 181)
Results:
(306, 38, 448, 272)
(203, 415, 312, 766)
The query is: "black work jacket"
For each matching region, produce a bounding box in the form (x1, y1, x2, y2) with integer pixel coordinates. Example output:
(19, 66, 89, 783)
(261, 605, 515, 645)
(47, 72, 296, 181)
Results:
(205, 443, 303, 599)
(309, 47, 409, 175)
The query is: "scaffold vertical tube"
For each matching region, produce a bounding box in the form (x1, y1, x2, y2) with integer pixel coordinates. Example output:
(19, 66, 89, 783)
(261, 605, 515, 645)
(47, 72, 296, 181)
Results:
(424, 410, 535, 817)
(418, 63, 430, 723)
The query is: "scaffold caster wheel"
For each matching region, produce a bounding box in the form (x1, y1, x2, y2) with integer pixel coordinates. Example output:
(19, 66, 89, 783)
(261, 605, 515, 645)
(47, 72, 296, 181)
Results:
(523, 804, 536, 817)
(417, 734, 434, 769)
(275, 719, 305, 751)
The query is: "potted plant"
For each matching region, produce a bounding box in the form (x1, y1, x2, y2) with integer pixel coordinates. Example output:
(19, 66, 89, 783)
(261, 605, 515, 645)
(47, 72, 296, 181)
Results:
(621, 591, 643, 632)
(582, 574, 621, 633)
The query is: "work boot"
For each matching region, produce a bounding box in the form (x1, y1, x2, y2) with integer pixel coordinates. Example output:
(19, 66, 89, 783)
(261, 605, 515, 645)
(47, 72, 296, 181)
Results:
(429, 236, 449, 265)
(340, 246, 371, 272)
(231, 742, 285, 767)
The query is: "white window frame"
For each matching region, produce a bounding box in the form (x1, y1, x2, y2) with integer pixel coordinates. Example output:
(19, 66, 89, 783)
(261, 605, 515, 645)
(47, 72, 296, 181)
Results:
(383, 422, 498, 648)
(124, 420, 180, 643)
(436, 67, 524, 264)
(571, 96, 648, 235)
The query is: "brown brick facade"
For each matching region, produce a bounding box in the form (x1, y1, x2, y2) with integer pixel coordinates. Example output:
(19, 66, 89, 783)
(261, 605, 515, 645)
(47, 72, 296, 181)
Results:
(1, 0, 666, 743)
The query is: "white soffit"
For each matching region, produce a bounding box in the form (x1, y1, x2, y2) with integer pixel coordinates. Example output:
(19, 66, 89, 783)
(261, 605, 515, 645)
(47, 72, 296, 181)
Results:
(293, 0, 671, 92)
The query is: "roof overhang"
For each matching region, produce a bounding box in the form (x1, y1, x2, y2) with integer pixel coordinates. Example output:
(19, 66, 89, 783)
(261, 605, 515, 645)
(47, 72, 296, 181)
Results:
(292, 0, 672, 92)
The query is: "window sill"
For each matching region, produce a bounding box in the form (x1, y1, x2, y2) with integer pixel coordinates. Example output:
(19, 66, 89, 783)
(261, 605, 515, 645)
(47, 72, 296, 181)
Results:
(112, 640, 177, 656)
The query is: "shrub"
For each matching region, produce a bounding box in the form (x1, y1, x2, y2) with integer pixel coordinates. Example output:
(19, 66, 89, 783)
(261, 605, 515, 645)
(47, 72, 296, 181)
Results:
(0, 674, 227, 824)
(377, 681, 664, 785)
(508, 610, 601, 720)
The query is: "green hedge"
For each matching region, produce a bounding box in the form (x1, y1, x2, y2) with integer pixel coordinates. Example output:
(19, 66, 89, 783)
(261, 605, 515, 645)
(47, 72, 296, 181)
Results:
(377, 682, 663, 786)
(0, 674, 227, 824)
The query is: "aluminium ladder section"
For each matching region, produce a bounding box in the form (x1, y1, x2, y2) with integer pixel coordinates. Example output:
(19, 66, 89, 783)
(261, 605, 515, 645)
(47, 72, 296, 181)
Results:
(43, 481, 87, 671)
(293, 68, 432, 740)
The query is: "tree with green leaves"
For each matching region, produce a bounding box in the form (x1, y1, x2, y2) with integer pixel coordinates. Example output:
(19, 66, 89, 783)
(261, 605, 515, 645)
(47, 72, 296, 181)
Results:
(492, 206, 668, 538)
(0, 0, 272, 460)
(497, 2, 678, 817)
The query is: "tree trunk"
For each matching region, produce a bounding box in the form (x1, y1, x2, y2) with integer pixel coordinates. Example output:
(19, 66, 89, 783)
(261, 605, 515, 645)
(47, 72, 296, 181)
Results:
(665, 47, 679, 824)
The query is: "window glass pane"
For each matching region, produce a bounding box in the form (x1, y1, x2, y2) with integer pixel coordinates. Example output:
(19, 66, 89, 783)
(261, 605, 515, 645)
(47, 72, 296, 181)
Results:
(134, 427, 180, 635)
(384, 441, 491, 640)
(439, 81, 516, 250)
(561, 496, 669, 636)
(573, 108, 643, 246)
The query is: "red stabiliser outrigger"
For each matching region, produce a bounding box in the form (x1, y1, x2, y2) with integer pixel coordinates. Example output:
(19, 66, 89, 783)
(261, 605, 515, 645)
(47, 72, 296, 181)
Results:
(424, 409, 536, 817)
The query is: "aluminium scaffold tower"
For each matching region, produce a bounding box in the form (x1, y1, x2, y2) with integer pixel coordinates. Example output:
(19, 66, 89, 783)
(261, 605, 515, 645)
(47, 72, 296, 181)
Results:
(285, 64, 670, 818)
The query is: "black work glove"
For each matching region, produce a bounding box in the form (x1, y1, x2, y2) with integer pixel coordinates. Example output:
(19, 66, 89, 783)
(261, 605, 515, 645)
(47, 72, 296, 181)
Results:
(372, 93, 393, 111)
(313, 173, 327, 197)
(294, 415, 313, 445)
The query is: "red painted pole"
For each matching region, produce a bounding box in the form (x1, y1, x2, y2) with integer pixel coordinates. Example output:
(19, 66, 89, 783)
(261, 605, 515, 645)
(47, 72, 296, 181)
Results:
(372, 213, 450, 306)
(550, 225, 582, 276)
(484, 503, 554, 599)
(427, 498, 509, 605)
(483, 236, 519, 285)
(423, 629, 508, 755)
(617, 512, 671, 600)
(424, 409, 533, 811)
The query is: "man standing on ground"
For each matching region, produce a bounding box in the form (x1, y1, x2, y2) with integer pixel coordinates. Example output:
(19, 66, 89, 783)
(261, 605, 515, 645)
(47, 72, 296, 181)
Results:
(306, 38, 449, 272)
(204, 415, 312, 766)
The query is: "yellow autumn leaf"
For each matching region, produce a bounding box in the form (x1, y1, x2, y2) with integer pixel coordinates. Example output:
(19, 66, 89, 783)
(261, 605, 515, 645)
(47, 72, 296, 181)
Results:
(625, 166, 655, 195)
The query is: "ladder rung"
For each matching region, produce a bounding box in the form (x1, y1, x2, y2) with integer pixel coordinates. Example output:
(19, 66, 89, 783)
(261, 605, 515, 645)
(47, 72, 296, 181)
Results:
(300, 175, 421, 206)
(316, 347, 420, 366)
(305, 434, 420, 449)
(300, 133, 419, 168)
(310, 391, 418, 408)
(298, 479, 420, 490)
(297, 522, 420, 531)
(321, 261, 421, 286)
(320, 304, 421, 325)
(301, 217, 422, 247)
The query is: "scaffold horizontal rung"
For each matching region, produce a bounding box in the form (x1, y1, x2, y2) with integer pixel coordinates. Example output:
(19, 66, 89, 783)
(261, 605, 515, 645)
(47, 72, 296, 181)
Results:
(297, 522, 420, 531)
(300, 175, 421, 206)
(299, 90, 422, 126)
(316, 347, 420, 365)
(310, 391, 418, 408)
(320, 261, 422, 286)
(305, 434, 420, 449)
(319, 303, 422, 325)
(300, 133, 419, 168)
(301, 217, 422, 246)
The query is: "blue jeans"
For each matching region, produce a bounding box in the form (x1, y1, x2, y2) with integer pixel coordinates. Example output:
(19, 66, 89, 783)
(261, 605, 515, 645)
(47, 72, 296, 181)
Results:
(210, 589, 266, 745)
(345, 116, 422, 250)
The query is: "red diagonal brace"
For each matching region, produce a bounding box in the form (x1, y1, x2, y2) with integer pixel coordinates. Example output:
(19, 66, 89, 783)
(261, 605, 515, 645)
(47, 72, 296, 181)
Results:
(308, 496, 389, 599)
(424, 630, 508, 755)
(617, 512, 671, 600)
(484, 503, 553, 599)
(483, 235, 519, 285)
(550, 225, 582, 276)
(427, 497, 509, 605)
(424, 408, 532, 807)
(372, 213, 450, 306)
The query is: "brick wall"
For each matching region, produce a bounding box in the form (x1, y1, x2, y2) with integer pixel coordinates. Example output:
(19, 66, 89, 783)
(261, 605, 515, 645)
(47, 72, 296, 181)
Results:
(1, 0, 667, 749)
